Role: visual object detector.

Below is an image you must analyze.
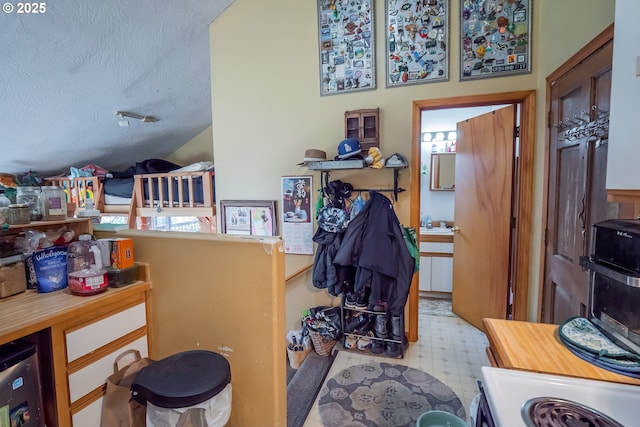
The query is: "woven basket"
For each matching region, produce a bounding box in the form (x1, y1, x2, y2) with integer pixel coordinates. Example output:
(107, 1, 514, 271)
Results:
(309, 331, 337, 357)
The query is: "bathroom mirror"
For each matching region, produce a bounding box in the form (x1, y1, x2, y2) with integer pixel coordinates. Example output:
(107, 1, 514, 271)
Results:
(430, 152, 456, 191)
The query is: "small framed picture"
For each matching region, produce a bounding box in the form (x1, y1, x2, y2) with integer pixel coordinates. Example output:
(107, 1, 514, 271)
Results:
(219, 200, 278, 236)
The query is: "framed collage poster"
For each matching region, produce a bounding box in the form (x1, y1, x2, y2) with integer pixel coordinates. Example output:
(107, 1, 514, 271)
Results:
(220, 200, 278, 237)
(460, 0, 532, 80)
(317, 0, 375, 96)
(281, 176, 314, 255)
(386, 0, 449, 87)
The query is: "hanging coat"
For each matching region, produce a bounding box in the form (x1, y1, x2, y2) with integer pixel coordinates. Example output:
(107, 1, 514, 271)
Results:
(333, 191, 415, 315)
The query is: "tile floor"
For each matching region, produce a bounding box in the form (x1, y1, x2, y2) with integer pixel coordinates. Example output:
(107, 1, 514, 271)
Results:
(302, 299, 490, 426)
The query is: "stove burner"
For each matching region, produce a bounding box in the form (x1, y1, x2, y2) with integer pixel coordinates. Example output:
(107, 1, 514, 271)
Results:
(521, 397, 624, 427)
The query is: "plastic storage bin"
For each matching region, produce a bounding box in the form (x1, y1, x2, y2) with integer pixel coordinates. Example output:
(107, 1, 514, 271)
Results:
(0, 341, 46, 427)
(0, 254, 27, 299)
(131, 350, 232, 426)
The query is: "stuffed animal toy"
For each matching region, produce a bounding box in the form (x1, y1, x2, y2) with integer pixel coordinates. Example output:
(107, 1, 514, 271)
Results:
(365, 147, 385, 169)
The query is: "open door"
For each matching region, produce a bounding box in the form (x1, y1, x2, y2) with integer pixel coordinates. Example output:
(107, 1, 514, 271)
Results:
(451, 106, 515, 331)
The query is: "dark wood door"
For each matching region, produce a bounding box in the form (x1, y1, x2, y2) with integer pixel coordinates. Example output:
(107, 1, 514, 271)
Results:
(452, 106, 515, 331)
(543, 37, 627, 324)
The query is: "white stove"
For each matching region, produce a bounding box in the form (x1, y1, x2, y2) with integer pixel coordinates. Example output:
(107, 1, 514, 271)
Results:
(479, 367, 640, 426)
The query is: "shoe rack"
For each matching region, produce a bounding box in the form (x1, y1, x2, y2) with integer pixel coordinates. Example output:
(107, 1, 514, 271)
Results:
(339, 292, 406, 358)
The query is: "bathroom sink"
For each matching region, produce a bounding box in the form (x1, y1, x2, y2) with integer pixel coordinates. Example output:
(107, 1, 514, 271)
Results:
(420, 227, 453, 235)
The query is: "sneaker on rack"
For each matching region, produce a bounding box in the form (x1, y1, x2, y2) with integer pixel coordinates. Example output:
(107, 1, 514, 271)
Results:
(356, 336, 371, 351)
(344, 335, 357, 349)
(355, 295, 369, 310)
(344, 293, 358, 309)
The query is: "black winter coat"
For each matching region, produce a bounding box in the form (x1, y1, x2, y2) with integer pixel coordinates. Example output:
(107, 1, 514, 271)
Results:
(333, 191, 415, 315)
(312, 228, 354, 296)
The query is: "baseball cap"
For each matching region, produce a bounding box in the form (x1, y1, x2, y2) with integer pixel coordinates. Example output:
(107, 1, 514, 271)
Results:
(336, 138, 362, 159)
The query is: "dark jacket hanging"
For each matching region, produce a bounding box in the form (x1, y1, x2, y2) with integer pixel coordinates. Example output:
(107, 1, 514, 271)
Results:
(333, 191, 415, 315)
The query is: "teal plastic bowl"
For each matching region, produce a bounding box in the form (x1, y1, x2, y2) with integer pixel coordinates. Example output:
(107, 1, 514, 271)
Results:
(416, 410, 468, 427)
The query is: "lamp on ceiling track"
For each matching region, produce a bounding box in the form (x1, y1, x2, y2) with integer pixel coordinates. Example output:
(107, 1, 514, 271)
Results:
(116, 111, 159, 126)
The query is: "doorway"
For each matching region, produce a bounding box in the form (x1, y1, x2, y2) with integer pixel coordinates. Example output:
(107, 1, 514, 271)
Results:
(407, 91, 536, 341)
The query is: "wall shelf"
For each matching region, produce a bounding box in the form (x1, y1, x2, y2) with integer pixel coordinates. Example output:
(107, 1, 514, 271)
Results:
(306, 161, 407, 201)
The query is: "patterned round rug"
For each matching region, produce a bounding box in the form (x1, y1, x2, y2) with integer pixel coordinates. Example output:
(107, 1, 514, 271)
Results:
(317, 362, 466, 427)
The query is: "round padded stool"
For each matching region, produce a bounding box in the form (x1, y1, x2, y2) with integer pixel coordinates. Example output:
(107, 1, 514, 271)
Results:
(131, 350, 231, 426)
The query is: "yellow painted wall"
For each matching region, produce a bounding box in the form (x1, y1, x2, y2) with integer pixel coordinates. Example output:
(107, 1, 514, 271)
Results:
(97, 230, 287, 427)
(209, 0, 615, 321)
(166, 125, 214, 166)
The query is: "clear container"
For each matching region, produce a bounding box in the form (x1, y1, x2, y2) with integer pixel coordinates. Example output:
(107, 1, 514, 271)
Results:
(0, 190, 10, 225)
(67, 234, 108, 296)
(8, 204, 30, 225)
(40, 186, 67, 221)
(16, 186, 42, 221)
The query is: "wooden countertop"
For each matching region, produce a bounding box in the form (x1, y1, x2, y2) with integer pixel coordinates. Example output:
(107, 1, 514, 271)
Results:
(0, 281, 151, 346)
(484, 318, 640, 386)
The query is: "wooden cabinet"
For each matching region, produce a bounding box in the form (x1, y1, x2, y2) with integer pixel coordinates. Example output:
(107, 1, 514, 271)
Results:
(418, 240, 453, 294)
(344, 108, 379, 152)
(0, 234, 152, 427)
(607, 1, 640, 201)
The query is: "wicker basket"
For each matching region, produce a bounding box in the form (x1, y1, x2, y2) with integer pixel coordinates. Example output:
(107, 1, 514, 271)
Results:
(309, 331, 337, 357)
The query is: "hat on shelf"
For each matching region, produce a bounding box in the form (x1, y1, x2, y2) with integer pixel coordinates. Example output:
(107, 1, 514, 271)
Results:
(297, 149, 327, 165)
(335, 138, 362, 160)
(384, 152, 409, 167)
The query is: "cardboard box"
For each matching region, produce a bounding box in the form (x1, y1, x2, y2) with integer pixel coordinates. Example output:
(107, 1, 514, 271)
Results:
(98, 238, 134, 269)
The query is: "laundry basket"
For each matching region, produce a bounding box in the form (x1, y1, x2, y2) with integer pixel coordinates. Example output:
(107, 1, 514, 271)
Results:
(309, 331, 337, 357)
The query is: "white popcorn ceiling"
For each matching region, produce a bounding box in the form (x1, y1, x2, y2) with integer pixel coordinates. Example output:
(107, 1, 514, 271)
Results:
(0, 0, 234, 176)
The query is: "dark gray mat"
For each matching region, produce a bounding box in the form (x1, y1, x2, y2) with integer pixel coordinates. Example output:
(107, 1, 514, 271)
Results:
(318, 362, 465, 427)
(287, 350, 335, 427)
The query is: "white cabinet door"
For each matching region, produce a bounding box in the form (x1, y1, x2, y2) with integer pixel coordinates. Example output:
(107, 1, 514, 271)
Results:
(608, 1, 640, 190)
(431, 257, 453, 293)
(419, 256, 432, 291)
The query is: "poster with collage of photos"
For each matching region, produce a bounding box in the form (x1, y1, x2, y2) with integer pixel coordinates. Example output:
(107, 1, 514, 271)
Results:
(317, 0, 375, 95)
(460, 0, 531, 80)
(385, 0, 449, 87)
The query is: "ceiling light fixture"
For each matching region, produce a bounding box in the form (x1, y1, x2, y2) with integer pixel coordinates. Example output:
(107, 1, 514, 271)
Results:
(116, 111, 159, 124)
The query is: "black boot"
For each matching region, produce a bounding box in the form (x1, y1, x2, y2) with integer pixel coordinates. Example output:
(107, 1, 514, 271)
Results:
(370, 314, 388, 354)
(386, 315, 408, 358)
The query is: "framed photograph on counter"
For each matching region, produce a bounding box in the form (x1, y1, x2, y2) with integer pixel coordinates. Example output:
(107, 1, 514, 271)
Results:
(219, 200, 277, 236)
(317, 0, 376, 95)
(460, 0, 532, 81)
(385, 0, 449, 87)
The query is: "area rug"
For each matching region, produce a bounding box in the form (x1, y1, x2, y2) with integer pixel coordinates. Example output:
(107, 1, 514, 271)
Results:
(318, 362, 466, 427)
(419, 298, 456, 317)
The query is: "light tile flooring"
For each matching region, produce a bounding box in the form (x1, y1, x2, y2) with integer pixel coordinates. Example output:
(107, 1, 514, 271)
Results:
(302, 299, 490, 426)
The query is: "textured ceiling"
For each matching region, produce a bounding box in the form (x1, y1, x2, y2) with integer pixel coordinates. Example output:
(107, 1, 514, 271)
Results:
(0, 0, 234, 176)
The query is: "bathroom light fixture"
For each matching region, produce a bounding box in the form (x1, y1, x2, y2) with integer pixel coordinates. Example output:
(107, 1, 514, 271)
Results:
(116, 111, 159, 124)
(421, 130, 457, 143)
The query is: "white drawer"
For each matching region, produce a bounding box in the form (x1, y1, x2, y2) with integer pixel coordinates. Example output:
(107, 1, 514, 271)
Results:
(68, 335, 148, 403)
(66, 303, 146, 363)
(419, 242, 453, 254)
(72, 395, 102, 427)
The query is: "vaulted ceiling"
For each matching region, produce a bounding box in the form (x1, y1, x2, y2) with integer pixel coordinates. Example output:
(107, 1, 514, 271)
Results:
(0, 0, 234, 177)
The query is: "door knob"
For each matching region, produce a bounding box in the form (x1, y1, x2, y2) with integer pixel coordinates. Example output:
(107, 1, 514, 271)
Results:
(451, 226, 460, 233)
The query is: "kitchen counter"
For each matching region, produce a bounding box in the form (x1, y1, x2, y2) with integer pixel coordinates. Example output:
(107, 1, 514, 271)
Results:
(484, 318, 640, 386)
(0, 279, 151, 346)
(420, 227, 454, 243)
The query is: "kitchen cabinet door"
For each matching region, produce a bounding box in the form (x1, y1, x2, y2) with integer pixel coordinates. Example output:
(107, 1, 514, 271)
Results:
(419, 256, 433, 291)
(607, 1, 640, 198)
(431, 257, 453, 293)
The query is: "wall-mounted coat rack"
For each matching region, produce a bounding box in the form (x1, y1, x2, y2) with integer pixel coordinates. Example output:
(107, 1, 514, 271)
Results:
(306, 160, 406, 201)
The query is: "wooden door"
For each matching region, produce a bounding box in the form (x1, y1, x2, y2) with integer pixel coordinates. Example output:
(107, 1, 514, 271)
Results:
(542, 37, 623, 324)
(452, 106, 515, 331)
